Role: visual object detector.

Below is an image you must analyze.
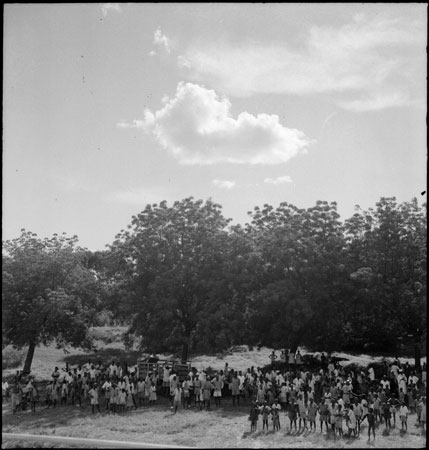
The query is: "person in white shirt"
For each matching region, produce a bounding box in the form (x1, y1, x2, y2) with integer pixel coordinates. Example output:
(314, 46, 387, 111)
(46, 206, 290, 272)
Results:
(380, 375, 390, 391)
(2, 380, 9, 403)
(399, 402, 409, 431)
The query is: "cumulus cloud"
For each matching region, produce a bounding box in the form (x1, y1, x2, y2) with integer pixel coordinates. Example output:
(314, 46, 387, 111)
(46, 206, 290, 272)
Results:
(136, 82, 312, 165)
(100, 3, 122, 17)
(149, 27, 171, 56)
(264, 176, 293, 185)
(178, 12, 426, 111)
(212, 179, 236, 189)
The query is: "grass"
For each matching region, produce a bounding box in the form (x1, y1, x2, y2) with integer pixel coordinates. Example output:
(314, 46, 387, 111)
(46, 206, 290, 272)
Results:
(2, 329, 427, 448)
(2, 399, 426, 448)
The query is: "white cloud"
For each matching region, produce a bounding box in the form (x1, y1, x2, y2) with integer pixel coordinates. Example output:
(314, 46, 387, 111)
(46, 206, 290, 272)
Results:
(100, 3, 122, 17)
(212, 179, 236, 190)
(106, 187, 172, 206)
(116, 120, 144, 129)
(178, 12, 426, 111)
(149, 27, 171, 56)
(137, 82, 312, 165)
(264, 176, 293, 185)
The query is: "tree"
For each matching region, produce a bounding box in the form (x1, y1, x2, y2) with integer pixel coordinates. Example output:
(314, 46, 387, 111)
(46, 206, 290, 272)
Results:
(245, 200, 349, 352)
(109, 198, 234, 362)
(2, 230, 100, 373)
(344, 197, 427, 365)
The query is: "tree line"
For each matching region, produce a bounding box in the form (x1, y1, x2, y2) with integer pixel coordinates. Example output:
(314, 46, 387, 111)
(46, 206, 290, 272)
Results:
(2, 197, 426, 373)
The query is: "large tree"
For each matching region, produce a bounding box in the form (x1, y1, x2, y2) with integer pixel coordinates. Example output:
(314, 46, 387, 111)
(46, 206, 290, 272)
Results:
(246, 200, 349, 351)
(344, 197, 427, 366)
(109, 198, 235, 362)
(2, 230, 101, 373)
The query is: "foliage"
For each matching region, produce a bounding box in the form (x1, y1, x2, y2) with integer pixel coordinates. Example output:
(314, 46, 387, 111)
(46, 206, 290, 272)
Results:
(2, 230, 102, 372)
(2, 346, 25, 370)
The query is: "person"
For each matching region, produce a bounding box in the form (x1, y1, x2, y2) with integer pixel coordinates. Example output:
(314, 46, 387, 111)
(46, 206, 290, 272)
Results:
(202, 377, 212, 411)
(231, 373, 240, 406)
(182, 377, 190, 408)
(102, 378, 112, 410)
(307, 398, 317, 432)
(110, 383, 118, 414)
(60, 380, 68, 405)
(249, 401, 259, 432)
(334, 404, 344, 438)
(288, 401, 298, 432)
(193, 374, 202, 409)
(126, 385, 134, 410)
(52, 367, 60, 383)
(173, 384, 182, 414)
(212, 374, 223, 408)
(295, 350, 303, 367)
(345, 405, 357, 438)
(261, 401, 271, 431)
(269, 351, 278, 369)
(367, 407, 376, 441)
(2, 379, 9, 403)
(27, 378, 39, 413)
(169, 374, 178, 407)
(353, 400, 363, 435)
(382, 401, 391, 430)
(118, 387, 126, 413)
(297, 393, 307, 431)
(319, 398, 329, 433)
(271, 399, 281, 431)
(149, 381, 157, 404)
(399, 401, 409, 432)
(89, 383, 100, 414)
(419, 397, 426, 432)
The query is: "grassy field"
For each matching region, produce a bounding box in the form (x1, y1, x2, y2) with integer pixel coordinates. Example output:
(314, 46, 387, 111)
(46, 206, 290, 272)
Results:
(2, 398, 426, 448)
(2, 329, 426, 448)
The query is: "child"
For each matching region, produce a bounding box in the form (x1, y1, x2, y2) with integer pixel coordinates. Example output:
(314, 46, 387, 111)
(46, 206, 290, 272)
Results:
(307, 398, 317, 432)
(89, 384, 100, 414)
(399, 402, 409, 432)
(261, 401, 271, 431)
(419, 397, 426, 432)
(319, 398, 329, 433)
(60, 381, 68, 406)
(345, 405, 357, 438)
(173, 385, 182, 414)
(149, 382, 157, 404)
(367, 407, 376, 441)
(297, 394, 307, 431)
(382, 402, 391, 430)
(118, 388, 126, 413)
(288, 401, 298, 432)
(335, 404, 344, 438)
(272, 399, 281, 431)
(110, 384, 118, 414)
(249, 401, 259, 432)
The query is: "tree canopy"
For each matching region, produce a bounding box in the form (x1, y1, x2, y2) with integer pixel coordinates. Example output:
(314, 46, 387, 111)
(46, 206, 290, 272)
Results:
(2, 196, 426, 368)
(2, 230, 102, 372)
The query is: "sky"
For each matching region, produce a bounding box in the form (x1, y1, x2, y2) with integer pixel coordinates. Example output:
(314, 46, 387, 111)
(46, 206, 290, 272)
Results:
(3, 3, 427, 250)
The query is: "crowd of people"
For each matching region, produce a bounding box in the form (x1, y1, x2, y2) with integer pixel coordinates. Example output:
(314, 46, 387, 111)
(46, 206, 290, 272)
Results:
(2, 350, 427, 442)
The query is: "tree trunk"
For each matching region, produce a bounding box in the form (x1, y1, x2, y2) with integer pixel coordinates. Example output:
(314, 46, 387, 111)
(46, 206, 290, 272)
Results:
(23, 341, 36, 374)
(181, 341, 189, 363)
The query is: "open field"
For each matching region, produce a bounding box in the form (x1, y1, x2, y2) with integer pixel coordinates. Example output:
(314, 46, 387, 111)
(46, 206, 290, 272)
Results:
(2, 398, 426, 448)
(2, 329, 426, 448)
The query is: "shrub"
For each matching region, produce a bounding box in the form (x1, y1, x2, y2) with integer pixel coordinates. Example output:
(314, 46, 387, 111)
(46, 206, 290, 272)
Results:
(2, 346, 25, 370)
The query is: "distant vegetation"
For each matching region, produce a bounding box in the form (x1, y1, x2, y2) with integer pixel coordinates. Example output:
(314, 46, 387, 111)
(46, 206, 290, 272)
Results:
(2, 196, 426, 372)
